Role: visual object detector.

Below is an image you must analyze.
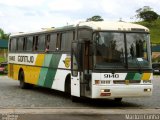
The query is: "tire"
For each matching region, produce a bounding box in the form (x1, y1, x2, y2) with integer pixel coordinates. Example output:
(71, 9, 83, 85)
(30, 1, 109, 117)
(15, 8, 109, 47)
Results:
(71, 96, 79, 102)
(19, 71, 29, 89)
(65, 75, 71, 95)
(114, 98, 122, 102)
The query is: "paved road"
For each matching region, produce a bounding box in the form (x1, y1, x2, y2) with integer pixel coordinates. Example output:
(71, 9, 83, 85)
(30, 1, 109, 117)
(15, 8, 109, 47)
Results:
(0, 75, 159, 109)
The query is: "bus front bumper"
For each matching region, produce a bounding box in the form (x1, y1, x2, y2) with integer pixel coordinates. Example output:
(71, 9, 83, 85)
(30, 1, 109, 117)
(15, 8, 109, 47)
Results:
(91, 84, 153, 99)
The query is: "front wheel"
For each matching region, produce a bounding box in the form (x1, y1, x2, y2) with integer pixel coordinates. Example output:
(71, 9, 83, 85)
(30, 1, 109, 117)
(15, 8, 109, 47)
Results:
(114, 98, 122, 102)
(71, 96, 79, 102)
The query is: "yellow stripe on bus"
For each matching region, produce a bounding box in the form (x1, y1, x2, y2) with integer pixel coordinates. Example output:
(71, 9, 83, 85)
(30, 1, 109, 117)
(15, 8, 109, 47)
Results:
(26, 54, 45, 84)
(35, 54, 45, 66)
(141, 73, 151, 80)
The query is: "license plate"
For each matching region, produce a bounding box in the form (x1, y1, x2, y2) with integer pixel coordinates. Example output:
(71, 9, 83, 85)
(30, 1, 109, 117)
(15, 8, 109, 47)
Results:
(154, 70, 159, 72)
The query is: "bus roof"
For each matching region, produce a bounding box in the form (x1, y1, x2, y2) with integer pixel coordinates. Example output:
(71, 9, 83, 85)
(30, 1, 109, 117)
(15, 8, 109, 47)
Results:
(10, 21, 149, 37)
(78, 21, 149, 32)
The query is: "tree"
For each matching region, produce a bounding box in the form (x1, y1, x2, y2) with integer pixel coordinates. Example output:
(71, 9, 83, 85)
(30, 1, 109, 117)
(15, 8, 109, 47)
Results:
(86, 15, 104, 22)
(0, 28, 10, 40)
(136, 6, 159, 22)
(139, 11, 159, 22)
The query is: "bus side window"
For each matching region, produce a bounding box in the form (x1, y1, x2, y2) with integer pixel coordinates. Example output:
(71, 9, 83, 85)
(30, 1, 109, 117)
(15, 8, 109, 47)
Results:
(26, 36, 33, 51)
(49, 33, 57, 51)
(37, 35, 45, 51)
(61, 33, 66, 51)
(61, 31, 74, 52)
(78, 29, 92, 40)
(65, 31, 74, 51)
(10, 38, 17, 52)
(56, 33, 62, 51)
(45, 34, 50, 52)
(17, 37, 25, 51)
(33, 36, 38, 51)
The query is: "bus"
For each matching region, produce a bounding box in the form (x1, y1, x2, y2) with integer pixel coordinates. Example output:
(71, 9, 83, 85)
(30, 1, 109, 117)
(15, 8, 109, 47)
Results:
(8, 21, 153, 102)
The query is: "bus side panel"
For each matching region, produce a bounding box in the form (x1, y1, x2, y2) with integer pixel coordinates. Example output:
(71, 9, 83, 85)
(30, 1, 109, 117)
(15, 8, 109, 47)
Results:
(25, 54, 45, 85)
(51, 54, 71, 91)
(8, 63, 20, 80)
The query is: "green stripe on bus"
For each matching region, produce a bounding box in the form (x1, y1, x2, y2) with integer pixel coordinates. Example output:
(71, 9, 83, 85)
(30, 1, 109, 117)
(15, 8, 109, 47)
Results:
(44, 54, 62, 88)
(133, 73, 142, 80)
(38, 68, 48, 86)
(125, 73, 135, 80)
(38, 54, 53, 86)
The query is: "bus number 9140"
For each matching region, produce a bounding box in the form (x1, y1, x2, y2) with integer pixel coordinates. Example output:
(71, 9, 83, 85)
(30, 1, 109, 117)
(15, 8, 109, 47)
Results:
(104, 74, 119, 78)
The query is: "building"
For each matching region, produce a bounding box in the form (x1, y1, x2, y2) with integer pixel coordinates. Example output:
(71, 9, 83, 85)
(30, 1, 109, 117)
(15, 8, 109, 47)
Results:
(0, 40, 8, 62)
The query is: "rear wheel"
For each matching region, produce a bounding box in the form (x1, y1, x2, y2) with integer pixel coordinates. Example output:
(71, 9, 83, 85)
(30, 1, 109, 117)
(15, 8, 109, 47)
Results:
(19, 71, 30, 89)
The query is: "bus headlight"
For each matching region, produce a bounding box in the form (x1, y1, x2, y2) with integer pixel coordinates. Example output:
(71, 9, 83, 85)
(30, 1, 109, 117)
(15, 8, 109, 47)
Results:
(144, 88, 151, 92)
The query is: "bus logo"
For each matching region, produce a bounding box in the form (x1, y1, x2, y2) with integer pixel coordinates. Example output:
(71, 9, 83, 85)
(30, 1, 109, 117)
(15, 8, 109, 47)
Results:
(64, 57, 71, 68)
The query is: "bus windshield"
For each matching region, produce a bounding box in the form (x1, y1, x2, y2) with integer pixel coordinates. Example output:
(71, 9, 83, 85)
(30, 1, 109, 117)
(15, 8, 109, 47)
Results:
(93, 32, 151, 69)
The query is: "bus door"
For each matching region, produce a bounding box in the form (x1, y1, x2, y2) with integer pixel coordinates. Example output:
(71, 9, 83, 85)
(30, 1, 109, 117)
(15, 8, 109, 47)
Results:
(71, 41, 92, 97)
(71, 42, 80, 97)
(82, 41, 92, 96)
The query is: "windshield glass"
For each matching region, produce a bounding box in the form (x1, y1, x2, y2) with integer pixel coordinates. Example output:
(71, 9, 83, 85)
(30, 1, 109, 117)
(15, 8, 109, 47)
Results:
(93, 32, 151, 69)
(93, 32, 126, 69)
(126, 33, 150, 69)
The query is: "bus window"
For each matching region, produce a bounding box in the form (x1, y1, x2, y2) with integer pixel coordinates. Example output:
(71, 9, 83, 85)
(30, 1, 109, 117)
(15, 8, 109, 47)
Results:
(49, 34, 57, 51)
(10, 38, 17, 52)
(33, 36, 38, 51)
(56, 33, 62, 50)
(17, 37, 25, 51)
(45, 34, 50, 51)
(61, 33, 66, 51)
(26, 36, 33, 51)
(37, 35, 45, 51)
(61, 31, 74, 51)
(78, 29, 92, 40)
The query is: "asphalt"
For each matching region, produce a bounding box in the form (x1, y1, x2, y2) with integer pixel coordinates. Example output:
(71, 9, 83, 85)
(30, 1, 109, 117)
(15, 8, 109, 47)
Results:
(0, 108, 160, 114)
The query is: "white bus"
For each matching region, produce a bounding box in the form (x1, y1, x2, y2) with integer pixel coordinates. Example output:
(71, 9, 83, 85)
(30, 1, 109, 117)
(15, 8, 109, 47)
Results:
(8, 21, 153, 102)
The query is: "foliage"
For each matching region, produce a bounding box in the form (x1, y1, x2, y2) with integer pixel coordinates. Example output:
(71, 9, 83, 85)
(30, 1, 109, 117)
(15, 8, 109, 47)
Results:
(86, 15, 104, 22)
(139, 11, 159, 22)
(0, 57, 5, 63)
(136, 6, 159, 22)
(136, 19, 160, 43)
(0, 28, 10, 40)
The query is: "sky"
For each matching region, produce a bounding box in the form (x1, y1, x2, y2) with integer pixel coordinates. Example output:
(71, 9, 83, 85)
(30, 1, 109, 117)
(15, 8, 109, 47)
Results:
(0, 0, 160, 33)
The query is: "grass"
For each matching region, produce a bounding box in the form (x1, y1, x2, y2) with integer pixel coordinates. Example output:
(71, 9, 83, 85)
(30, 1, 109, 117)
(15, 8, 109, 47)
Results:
(136, 19, 160, 44)
(0, 57, 5, 63)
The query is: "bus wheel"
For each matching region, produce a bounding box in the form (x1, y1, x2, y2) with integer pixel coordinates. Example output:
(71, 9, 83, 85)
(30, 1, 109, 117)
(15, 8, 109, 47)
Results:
(114, 98, 122, 102)
(65, 75, 71, 95)
(19, 71, 28, 89)
(71, 96, 79, 102)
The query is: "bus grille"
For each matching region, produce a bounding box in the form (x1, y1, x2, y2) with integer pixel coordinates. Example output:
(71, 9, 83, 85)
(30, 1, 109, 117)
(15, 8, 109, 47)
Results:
(113, 80, 141, 84)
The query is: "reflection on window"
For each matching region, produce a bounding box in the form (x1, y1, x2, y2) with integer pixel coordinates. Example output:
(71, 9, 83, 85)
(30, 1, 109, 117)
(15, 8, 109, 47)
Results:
(94, 32, 125, 66)
(126, 33, 148, 60)
(126, 33, 150, 68)
(26, 36, 33, 51)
